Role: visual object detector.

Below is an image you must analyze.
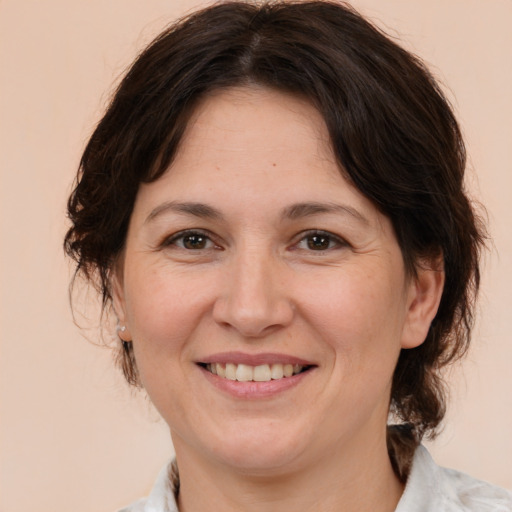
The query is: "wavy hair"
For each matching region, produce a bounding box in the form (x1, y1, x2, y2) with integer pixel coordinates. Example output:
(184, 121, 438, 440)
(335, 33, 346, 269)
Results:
(65, 1, 485, 478)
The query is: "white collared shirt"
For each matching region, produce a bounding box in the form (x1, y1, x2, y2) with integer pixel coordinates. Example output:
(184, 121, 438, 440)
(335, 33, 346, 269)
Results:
(119, 446, 512, 512)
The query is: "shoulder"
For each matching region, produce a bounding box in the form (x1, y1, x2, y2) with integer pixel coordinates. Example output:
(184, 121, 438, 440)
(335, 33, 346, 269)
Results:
(116, 461, 179, 512)
(397, 445, 512, 512)
(440, 465, 512, 511)
(117, 498, 147, 512)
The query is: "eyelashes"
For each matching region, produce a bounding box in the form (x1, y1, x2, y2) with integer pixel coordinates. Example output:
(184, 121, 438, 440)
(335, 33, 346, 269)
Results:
(162, 230, 220, 251)
(160, 229, 350, 253)
(293, 230, 349, 252)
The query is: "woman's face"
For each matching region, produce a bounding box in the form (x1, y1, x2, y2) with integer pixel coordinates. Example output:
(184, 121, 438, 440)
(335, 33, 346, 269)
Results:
(114, 87, 440, 474)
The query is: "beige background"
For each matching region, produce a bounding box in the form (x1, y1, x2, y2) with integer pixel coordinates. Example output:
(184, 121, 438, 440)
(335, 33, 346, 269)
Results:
(1, 0, 511, 511)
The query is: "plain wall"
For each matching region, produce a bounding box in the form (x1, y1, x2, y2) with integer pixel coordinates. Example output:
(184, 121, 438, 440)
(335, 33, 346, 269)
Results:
(1, 1, 511, 511)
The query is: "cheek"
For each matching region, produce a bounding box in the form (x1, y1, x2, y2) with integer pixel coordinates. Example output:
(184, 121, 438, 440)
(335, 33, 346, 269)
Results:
(124, 266, 213, 357)
(123, 269, 213, 415)
(297, 266, 407, 365)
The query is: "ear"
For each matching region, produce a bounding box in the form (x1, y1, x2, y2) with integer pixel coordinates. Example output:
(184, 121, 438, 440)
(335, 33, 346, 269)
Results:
(401, 257, 445, 349)
(110, 261, 132, 342)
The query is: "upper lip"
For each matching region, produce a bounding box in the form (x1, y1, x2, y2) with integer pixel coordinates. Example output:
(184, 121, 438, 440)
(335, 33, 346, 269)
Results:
(197, 351, 315, 366)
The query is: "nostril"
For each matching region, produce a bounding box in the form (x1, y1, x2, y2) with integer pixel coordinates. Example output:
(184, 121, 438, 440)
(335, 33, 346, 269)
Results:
(213, 301, 293, 337)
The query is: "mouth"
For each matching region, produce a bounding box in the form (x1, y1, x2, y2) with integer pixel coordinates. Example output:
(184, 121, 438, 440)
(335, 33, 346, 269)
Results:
(197, 353, 316, 398)
(199, 362, 312, 382)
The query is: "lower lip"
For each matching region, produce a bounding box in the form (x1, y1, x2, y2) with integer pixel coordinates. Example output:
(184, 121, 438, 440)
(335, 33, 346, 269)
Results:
(199, 365, 313, 399)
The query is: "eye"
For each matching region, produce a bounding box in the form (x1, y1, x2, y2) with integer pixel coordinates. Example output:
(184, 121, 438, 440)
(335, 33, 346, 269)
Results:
(164, 230, 217, 250)
(295, 230, 348, 251)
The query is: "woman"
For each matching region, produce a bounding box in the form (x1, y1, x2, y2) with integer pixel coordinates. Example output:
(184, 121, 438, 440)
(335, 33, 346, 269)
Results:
(64, 1, 511, 511)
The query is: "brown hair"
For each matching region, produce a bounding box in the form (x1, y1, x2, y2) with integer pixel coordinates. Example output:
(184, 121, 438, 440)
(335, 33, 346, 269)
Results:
(65, 0, 485, 477)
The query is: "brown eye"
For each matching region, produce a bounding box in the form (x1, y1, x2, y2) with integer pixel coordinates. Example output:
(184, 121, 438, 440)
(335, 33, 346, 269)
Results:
(294, 230, 348, 252)
(306, 234, 331, 250)
(164, 230, 216, 251)
(182, 233, 208, 250)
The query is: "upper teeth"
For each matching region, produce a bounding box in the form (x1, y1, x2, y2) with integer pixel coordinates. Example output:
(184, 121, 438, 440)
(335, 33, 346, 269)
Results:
(206, 363, 305, 382)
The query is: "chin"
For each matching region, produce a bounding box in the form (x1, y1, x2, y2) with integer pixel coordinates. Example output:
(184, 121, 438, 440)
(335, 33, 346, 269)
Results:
(214, 443, 306, 475)
(186, 419, 311, 475)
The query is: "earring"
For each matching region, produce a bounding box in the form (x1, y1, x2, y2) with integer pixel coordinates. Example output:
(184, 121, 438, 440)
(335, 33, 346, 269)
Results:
(116, 324, 131, 349)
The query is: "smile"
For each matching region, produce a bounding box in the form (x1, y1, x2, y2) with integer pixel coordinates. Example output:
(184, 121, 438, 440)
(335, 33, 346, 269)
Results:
(203, 363, 309, 382)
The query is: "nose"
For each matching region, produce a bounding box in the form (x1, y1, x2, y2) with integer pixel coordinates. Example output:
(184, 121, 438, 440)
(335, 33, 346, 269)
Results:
(212, 247, 294, 338)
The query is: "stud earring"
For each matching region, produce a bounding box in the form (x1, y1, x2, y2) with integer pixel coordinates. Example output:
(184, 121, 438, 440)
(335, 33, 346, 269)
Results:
(116, 324, 131, 350)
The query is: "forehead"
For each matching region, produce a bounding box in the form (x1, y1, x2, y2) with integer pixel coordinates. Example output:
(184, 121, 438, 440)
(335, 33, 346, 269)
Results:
(158, 86, 340, 192)
(175, 86, 336, 176)
(130, 86, 393, 238)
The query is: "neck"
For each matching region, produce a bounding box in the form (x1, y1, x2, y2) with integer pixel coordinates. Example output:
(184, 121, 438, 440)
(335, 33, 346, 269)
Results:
(173, 430, 404, 512)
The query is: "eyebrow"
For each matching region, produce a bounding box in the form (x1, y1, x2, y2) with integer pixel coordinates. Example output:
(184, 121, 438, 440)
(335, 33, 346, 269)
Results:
(145, 200, 369, 225)
(145, 201, 224, 224)
(281, 201, 369, 224)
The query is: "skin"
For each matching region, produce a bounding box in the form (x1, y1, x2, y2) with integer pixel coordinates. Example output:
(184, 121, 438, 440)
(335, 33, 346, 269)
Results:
(113, 87, 444, 512)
